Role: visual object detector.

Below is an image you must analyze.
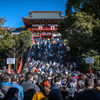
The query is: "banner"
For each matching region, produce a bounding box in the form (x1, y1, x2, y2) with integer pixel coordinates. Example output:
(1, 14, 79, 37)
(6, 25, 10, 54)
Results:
(38, 26, 43, 30)
(50, 26, 55, 30)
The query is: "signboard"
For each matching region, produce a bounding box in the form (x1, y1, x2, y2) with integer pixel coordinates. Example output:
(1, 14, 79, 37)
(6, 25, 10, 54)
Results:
(7, 58, 15, 64)
(38, 26, 43, 30)
(85, 57, 94, 64)
(50, 26, 55, 30)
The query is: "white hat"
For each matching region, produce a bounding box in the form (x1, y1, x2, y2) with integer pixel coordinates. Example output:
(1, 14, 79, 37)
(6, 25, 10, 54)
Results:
(3, 66, 6, 69)
(65, 71, 68, 75)
(30, 63, 33, 66)
(53, 62, 56, 65)
(48, 77, 52, 80)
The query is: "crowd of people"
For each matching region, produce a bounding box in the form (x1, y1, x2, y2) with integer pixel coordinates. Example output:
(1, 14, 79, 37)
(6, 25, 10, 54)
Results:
(0, 39, 100, 100)
(28, 39, 68, 64)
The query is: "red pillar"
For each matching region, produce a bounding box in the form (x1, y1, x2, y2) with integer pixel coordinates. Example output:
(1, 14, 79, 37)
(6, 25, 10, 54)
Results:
(51, 21, 54, 39)
(52, 30, 53, 39)
(40, 30, 41, 39)
(32, 36, 34, 43)
(32, 31, 34, 43)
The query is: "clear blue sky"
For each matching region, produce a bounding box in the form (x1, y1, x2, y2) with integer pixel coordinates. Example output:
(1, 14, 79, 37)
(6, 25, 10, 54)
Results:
(0, 0, 67, 28)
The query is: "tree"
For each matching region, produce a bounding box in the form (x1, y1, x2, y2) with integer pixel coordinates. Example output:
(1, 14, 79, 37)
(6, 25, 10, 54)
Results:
(0, 17, 14, 56)
(58, 11, 99, 53)
(0, 17, 6, 26)
(18, 31, 32, 51)
(66, 0, 100, 18)
(58, 0, 100, 71)
(80, 50, 100, 72)
(0, 17, 14, 67)
(92, 25, 100, 52)
(0, 17, 32, 68)
(6, 31, 32, 60)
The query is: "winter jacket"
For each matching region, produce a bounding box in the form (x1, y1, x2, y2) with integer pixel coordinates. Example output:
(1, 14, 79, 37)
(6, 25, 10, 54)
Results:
(10, 83, 24, 100)
(74, 88, 100, 100)
(24, 89, 35, 100)
(0, 82, 11, 100)
(20, 80, 40, 93)
(51, 84, 62, 89)
(67, 82, 76, 99)
(32, 92, 47, 100)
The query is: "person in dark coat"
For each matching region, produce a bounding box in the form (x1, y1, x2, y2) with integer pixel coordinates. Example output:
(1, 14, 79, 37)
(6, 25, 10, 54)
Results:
(48, 89, 63, 100)
(50, 76, 62, 89)
(60, 86, 69, 100)
(76, 80, 85, 93)
(3, 87, 19, 100)
(74, 77, 100, 100)
(20, 72, 40, 100)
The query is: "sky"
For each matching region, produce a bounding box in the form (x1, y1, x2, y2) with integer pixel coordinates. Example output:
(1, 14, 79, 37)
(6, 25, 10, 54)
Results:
(0, 0, 67, 28)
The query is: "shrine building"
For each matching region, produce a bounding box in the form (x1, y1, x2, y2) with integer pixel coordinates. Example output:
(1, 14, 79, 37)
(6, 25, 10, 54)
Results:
(22, 11, 65, 43)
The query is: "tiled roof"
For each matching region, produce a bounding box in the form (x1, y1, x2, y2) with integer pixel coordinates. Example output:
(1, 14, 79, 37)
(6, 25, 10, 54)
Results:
(11, 28, 28, 35)
(23, 11, 65, 19)
(11, 28, 27, 33)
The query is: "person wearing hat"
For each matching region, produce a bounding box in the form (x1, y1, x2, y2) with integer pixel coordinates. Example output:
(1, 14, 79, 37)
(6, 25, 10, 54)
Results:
(67, 77, 77, 99)
(71, 77, 77, 86)
(77, 80, 85, 93)
(2, 66, 7, 73)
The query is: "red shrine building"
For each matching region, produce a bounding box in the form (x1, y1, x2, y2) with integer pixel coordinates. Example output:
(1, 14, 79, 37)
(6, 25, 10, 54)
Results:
(22, 11, 65, 43)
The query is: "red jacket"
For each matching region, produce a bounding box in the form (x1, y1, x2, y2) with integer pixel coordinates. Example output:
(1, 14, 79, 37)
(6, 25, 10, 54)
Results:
(88, 69, 93, 74)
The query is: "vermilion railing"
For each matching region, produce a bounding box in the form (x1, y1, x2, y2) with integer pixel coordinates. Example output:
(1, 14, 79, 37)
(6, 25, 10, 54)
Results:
(28, 27, 57, 31)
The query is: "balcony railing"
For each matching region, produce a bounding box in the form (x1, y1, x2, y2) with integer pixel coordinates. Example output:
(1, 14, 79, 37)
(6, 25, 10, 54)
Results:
(28, 27, 57, 31)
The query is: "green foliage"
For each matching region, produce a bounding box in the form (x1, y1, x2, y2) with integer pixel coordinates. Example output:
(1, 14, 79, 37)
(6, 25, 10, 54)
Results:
(92, 25, 100, 52)
(0, 17, 6, 26)
(4, 31, 32, 63)
(13, 34, 20, 46)
(66, 0, 100, 18)
(58, 12, 99, 52)
(0, 17, 14, 62)
(80, 50, 100, 72)
(19, 31, 32, 50)
(0, 27, 14, 53)
(0, 17, 32, 68)
(58, 0, 100, 72)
